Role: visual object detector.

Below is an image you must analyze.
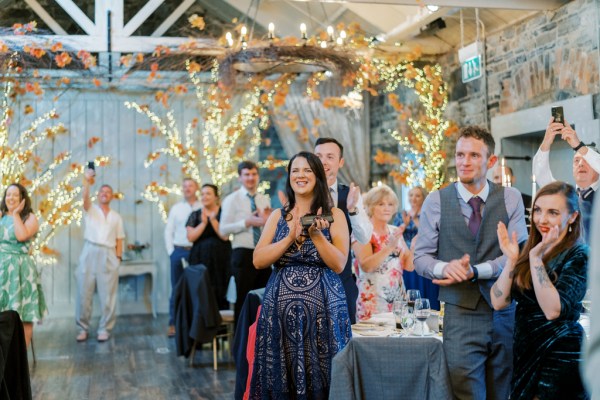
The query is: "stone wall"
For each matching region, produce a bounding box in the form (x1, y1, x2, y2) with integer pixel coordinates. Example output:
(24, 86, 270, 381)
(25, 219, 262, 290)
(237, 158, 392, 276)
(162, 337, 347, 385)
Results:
(368, 0, 600, 189)
(441, 0, 600, 127)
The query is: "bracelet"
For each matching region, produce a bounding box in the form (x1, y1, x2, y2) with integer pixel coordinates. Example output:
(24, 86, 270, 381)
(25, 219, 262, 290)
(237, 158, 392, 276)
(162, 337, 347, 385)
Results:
(572, 142, 586, 152)
(348, 208, 359, 216)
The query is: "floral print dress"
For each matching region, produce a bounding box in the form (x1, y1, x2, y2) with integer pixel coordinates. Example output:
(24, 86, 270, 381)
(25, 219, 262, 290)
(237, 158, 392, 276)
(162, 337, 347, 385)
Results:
(355, 225, 406, 321)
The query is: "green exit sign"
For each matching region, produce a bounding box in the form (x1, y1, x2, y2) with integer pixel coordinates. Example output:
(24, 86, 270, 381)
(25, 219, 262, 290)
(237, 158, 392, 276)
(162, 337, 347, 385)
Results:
(462, 55, 482, 83)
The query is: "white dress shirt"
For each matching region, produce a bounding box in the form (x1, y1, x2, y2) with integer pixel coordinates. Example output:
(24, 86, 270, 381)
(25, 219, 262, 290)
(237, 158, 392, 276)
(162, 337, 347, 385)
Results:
(330, 180, 373, 244)
(220, 187, 271, 249)
(84, 204, 125, 248)
(164, 200, 201, 255)
(533, 147, 600, 190)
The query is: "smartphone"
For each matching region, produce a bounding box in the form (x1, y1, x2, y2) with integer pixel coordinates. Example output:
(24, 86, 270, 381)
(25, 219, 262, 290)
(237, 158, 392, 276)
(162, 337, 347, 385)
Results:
(301, 213, 334, 228)
(551, 106, 564, 126)
(87, 161, 95, 170)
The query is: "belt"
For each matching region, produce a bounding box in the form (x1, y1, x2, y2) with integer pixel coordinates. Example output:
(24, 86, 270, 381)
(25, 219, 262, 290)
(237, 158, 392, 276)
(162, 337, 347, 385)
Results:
(174, 245, 192, 251)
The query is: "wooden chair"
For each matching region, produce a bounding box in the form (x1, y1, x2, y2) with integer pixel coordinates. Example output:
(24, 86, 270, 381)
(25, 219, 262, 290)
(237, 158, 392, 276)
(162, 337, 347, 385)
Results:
(212, 310, 234, 370)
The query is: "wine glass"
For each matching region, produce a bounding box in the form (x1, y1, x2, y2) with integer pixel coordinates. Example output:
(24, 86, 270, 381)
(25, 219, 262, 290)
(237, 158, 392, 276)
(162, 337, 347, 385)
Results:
(414, 298, 431, 337)
(400, 304, 415, 335)
(406, 289, 421, 311)
(390, 299, 406, 337)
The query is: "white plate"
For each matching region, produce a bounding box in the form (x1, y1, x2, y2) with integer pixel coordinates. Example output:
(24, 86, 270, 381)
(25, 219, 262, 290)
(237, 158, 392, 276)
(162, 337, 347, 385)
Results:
(409, 331, 435, 337)
(353, 329, 390, 337)
(352, 324, 386, 331)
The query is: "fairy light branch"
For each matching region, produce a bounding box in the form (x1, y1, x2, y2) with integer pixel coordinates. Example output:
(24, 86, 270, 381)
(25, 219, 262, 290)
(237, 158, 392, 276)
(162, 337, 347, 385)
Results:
(127, 60, 274, 222)
(0, 74, 109, 263)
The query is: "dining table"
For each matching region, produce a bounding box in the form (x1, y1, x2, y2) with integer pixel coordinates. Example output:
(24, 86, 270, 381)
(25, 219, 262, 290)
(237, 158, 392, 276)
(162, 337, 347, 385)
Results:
(330, 313, 453, 400)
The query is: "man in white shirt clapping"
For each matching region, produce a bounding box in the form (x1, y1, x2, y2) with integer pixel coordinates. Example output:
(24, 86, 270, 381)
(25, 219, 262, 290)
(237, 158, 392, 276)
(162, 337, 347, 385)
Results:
(220, 161, 271, 320)
(164, 178, 201, 337)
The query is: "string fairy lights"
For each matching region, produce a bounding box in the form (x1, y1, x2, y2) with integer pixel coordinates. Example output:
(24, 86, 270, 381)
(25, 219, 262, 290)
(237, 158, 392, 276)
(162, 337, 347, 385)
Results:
(0, 75, 109, 263)
(125, 60, 275, 222)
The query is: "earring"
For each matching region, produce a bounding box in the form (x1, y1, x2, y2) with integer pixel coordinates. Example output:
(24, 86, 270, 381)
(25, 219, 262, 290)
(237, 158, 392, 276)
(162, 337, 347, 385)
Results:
(568, 225, 572, 232)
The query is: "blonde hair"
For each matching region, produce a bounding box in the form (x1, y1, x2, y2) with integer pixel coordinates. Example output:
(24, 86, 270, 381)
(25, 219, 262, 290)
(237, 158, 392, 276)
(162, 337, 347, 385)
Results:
(409, 186, 428, 200)
(363, 185, 399, 218)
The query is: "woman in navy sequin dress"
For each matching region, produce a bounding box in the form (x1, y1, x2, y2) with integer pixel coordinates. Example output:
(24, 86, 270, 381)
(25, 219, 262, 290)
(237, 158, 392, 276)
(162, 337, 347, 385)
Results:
(250, 152, 351, 399)
(491, 181, 589, 399)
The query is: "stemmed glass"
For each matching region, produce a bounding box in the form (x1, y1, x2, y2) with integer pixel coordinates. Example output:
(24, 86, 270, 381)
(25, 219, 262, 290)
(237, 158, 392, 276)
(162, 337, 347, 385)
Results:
(414, 298, 431, 337)
(390, 299, 406, 337)
(406, 289, 421, 311)
(400, 304, 415, 335)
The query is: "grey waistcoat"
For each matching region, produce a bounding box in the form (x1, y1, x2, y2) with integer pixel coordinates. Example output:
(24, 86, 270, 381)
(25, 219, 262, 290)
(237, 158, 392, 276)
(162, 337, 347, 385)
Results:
(438, 182, 508, 310)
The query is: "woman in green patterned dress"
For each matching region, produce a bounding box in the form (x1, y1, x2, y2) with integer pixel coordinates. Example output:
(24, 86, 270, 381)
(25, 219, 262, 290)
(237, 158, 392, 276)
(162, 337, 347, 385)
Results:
(0, 183, 47, 347)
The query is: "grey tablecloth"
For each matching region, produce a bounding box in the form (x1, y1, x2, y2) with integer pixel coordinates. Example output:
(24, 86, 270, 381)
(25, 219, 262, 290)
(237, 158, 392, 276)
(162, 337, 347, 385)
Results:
(330, 336, 452, 400)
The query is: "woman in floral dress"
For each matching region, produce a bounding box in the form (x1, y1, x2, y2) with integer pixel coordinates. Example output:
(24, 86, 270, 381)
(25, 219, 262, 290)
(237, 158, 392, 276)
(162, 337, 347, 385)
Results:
(353, 185, 412, 321)
(0, 183, 47, 347)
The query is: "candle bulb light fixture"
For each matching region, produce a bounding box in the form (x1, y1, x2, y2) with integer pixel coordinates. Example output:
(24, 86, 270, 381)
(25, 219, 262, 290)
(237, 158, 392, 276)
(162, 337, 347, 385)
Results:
(531, 175, 537, 210)
(327, 25, 334, 42)
(240, 25, 248, 47)
(501, 157, 507, 187)
(225, 31, 233, 47)
(300, 23, 308, 40)
(268, 22, 275, 40)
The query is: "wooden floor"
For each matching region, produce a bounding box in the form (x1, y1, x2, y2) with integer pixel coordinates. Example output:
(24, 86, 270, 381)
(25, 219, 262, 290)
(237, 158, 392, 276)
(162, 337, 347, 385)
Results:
(29, 314, 236, 400)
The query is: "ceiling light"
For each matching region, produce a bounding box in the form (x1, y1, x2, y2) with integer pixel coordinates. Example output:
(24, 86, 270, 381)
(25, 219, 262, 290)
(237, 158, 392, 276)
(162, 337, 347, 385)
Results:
(426, 5, 439, 12)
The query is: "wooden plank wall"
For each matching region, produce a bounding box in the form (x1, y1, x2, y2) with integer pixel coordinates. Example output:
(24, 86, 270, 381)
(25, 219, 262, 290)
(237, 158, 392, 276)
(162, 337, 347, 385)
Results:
(14, 88, 202, 318)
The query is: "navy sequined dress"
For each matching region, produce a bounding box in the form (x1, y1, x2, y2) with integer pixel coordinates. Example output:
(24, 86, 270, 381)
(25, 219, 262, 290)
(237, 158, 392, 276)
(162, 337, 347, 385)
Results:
(249, 211, 352, 399)
(511, 243, 589, 400)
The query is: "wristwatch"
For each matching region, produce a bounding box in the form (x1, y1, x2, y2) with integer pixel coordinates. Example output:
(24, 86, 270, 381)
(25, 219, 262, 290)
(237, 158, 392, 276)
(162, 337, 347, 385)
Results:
(348, 208, 359, 216)
(470, 265, 479, 282)
(572, 142, 586, 152)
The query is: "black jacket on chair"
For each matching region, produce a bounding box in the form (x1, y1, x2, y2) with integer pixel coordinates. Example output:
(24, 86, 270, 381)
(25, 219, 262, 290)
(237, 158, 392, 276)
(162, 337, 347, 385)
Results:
(0, 310, 31, 400)
(174, 264, 222, 357)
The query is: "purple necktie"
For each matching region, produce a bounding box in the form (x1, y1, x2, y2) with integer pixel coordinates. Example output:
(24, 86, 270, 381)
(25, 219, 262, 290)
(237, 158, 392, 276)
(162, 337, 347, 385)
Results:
(467, 196, 483, 236)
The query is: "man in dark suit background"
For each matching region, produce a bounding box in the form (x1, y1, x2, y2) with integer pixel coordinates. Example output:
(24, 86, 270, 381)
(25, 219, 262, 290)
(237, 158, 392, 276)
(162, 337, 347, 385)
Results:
(491, 164, 533, 221)
(314, 138, 372, 324)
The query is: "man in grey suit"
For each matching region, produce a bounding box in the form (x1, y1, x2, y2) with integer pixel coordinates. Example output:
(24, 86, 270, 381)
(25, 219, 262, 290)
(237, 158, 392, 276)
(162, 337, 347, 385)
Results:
(414, 126, 528, 399)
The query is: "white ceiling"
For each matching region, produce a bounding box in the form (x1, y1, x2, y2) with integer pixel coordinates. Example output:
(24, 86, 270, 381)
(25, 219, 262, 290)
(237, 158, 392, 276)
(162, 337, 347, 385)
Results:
(219, 0, 571, 55)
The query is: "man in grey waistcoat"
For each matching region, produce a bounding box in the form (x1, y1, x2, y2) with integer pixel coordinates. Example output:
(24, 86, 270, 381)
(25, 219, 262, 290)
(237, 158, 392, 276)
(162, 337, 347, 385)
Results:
(414, 126, 528, 399)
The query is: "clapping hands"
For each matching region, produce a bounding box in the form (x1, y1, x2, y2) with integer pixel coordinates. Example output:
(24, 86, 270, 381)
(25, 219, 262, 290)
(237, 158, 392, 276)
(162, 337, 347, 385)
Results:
(530, 225, 560, 260)
(497, 222, 519, 263)
(347, 183, 361, 212)
(385, 228, 404, 255)
(433, 254, 471, 286)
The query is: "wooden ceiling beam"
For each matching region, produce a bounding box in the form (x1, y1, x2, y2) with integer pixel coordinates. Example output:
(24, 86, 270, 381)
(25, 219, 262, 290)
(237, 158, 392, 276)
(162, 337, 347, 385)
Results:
(285, 0, 569, 11)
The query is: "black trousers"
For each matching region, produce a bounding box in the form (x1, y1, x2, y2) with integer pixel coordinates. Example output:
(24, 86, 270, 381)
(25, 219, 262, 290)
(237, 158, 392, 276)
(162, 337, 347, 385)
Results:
(232, 248, 272, 321)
